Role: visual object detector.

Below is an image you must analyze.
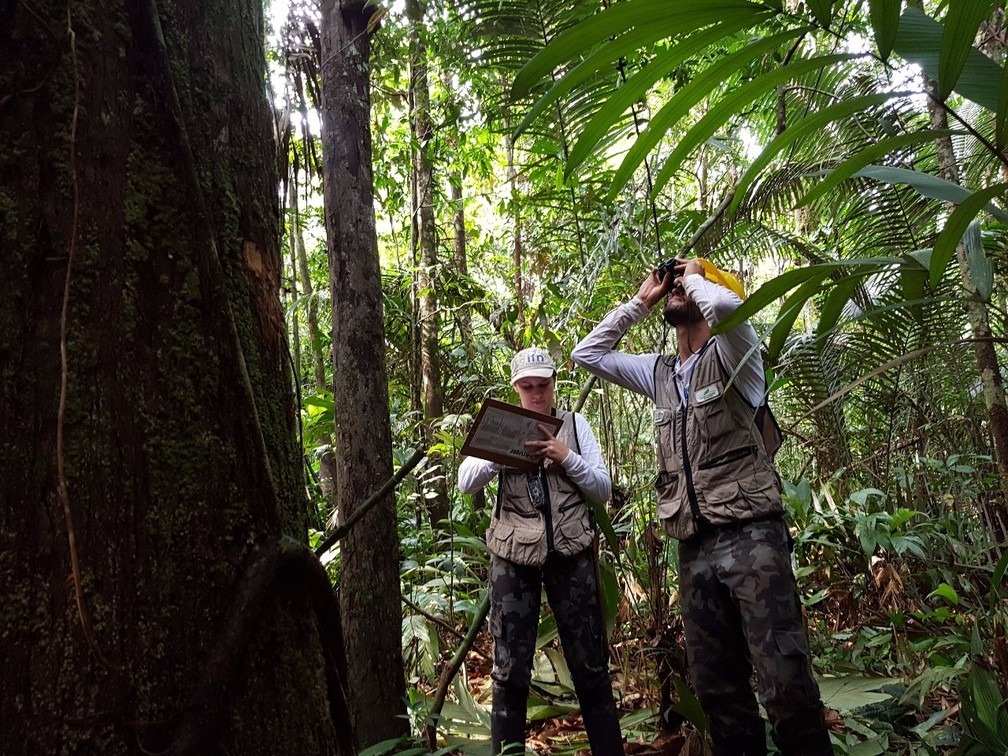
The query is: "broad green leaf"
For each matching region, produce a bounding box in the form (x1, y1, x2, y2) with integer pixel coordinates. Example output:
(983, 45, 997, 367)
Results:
(591, 499, 619, 558)
(815, 275, 864, 340)
(671, 677, 708, 733)
(806, 0, 834, 28)
(965, 667, 1008, 748)
(768, 272, 832, 362)
(730, 92, 908, 217)
(598, 554, 619, 640)
(928, 582, 960, 605)
(997, 58, 1008, 152)
(992, 550, 1008, 599)
(797, 130, 955, 208)
(644, 53, 859, 200)
(868, 0, 902, 60)
(931, 182, 1008, 288)
(512, 0, 762, 96)
(818, 675, 898, 713)
(712, 265, 833, 335)
(514, 28, 674, 139)
(894, 5, 1002, 111)
(713, 258, 903, 333)
(605, 27, 812, 194)
(564, 16, 762, 174)
(938, 1, 994, 101)
(515, 9, 767, 139)
(962, 220, 993, 302)
(853, 166, 1008, 222)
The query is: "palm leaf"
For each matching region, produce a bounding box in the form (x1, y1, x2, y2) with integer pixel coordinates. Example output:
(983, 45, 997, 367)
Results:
(511, 0, 764, 95)
(930, 182, 1008, 287)
(646, 53, 861, 200)
(797, 129, 956, 207)
(893, 5, 1002, 112)
(729, 92, 912, 217)
(937, 0, 994, 102)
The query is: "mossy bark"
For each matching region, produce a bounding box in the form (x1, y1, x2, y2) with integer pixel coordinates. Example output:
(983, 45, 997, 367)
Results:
(0, 1, 348, 753)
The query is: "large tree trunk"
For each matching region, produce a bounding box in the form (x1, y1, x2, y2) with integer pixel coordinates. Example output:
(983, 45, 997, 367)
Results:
(0, 1, 351, 753)
(406, 0, 449, 528)
(319, 0, 409, 747)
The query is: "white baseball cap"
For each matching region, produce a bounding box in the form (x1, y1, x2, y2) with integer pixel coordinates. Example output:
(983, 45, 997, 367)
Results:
(510, 347, 556, 384)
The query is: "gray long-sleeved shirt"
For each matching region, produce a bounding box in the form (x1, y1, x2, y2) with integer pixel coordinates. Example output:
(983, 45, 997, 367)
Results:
(571, 275, 765, 407)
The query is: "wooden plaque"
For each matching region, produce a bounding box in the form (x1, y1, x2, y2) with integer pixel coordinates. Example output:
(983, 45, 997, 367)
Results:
(460, 398, 563, 471)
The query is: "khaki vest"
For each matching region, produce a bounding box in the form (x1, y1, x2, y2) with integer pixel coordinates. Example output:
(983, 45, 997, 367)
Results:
(485, 409, 595, 566)
(653, 340, 782, 541)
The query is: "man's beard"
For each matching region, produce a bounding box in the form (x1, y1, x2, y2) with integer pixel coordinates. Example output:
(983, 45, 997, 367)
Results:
(662, 296, 704, 326)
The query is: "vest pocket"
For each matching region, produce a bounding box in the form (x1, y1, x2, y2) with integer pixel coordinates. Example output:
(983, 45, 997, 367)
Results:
(486, 516, 547, 566)
(653, 408, 676, 459)
(693, 399, 735, 449)
(694, 467, 782, 522)
(697, 445, 756, 470)
(553, 502, 593, 557)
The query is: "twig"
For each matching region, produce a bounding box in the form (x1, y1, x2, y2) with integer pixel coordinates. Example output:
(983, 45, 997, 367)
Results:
(314, 447, 427, 558)
(58, 2, 120, 674)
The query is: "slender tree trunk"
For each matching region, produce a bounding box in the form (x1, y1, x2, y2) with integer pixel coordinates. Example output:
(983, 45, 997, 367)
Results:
(318, 0, 408, 746)
(0, 0, 351, 753)
(289, 174, 338, 511)
(927, 99, 1008, 527)
(288, 212, 304, 390)
(502, 109, 526, 329)
(407, 0, 448, 527)
(290, 176, 328, 390)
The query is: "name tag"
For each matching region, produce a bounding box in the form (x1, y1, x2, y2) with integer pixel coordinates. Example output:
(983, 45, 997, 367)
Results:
(694, 382, 722, 405)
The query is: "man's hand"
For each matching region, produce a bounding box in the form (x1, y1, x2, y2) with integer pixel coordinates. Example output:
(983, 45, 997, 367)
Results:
(636, 269, 674, 308)
(673, 258, 705, 289)
(524, 424, 570, 465)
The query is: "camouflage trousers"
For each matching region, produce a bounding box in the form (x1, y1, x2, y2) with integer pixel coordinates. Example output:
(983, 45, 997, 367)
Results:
(678, 517, 831, 756)
(489, 549, 623, 755)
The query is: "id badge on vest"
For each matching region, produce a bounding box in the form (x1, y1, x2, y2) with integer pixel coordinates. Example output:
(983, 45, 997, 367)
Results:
(693, 381, 722, 405)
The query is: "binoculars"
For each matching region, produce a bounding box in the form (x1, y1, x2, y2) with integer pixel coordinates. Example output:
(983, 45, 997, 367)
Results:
(656, 257, 687, 279)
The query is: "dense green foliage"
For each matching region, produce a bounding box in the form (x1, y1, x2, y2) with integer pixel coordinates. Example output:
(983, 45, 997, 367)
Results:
(270, 0, 1007, 752)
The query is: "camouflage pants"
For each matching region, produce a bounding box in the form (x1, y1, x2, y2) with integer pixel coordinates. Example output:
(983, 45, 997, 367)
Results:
(489, 549, 623, 755)
(678, 517, 830, 755)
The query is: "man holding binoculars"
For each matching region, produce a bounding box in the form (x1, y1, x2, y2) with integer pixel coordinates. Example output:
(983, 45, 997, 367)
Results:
(572, 258, 832, 755)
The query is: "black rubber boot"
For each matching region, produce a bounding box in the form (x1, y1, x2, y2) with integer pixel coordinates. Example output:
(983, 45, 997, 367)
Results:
(773, 727, 833, 755)
(491, 683, 528, 755)
(709, 730, 768, 756)
(773, 706, 833, 756)
(577, 682, 624, 754)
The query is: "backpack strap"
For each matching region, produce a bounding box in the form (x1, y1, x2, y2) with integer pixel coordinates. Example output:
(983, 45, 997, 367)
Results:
(493, 471, 503, 520)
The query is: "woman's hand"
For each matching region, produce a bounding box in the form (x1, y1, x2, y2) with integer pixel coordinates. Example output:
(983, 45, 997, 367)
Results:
(524, 424, 570, 465)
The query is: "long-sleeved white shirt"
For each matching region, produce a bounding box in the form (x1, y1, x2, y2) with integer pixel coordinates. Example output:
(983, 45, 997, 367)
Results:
(457, 411, 611, 504)
(571, 275, 766, 407)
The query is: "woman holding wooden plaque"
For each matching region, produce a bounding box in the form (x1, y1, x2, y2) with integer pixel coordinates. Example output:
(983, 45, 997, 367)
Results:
(458, 347, 623, 755)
